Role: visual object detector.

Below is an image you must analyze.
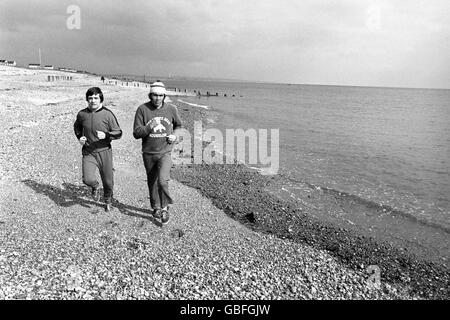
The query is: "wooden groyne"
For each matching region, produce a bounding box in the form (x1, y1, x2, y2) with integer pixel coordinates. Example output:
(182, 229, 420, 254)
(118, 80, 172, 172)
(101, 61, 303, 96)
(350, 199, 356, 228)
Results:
(47, 75, 73, 81)
(193, 90, 243, 98)
(98, 76, 241, 97)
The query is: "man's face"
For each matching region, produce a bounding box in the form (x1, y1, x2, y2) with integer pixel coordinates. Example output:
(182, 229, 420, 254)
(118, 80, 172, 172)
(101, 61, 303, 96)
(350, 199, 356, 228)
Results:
(87, 94, 102, 110)
(150, 93, 164, 108)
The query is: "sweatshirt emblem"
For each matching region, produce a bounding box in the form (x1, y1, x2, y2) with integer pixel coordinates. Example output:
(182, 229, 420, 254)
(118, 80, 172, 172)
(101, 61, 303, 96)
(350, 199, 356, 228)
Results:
(147, 117, 171, 137)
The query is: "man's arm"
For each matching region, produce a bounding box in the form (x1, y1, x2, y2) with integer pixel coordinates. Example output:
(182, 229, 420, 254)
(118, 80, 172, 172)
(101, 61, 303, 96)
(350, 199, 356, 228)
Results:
(172, 105, 183, 134)
(133, 107, 151, 139)
(106, 111, 122, 140)
(73, 113, 83, 139)
(74, 112, 88, 146)
(166, 105, 183, 144)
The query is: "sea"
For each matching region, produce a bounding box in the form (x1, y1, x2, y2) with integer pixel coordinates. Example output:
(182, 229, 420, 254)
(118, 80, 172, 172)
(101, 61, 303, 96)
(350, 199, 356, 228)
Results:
(154, 78, 449, 262)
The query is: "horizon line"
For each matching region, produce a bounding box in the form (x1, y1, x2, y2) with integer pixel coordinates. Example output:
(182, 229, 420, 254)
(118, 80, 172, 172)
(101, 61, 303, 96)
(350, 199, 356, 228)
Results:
(5, 63, 449, 91)
(101, 71, 450, 90)
(107, 73, 450, 91)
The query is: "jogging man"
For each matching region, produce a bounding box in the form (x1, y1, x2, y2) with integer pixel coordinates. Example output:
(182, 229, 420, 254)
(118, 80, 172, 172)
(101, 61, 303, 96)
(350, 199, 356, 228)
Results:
(133, 81, 182, 224)
(74, 87, 122, 212)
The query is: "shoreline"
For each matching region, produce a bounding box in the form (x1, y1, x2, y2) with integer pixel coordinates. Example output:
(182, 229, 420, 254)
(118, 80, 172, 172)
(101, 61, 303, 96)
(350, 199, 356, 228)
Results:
(170, 98, 450, 299)
(172, 97, 449, 264)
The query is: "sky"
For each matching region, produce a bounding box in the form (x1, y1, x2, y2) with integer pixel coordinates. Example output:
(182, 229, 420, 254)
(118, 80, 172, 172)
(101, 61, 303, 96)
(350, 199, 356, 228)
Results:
(0, 0, 449, 88)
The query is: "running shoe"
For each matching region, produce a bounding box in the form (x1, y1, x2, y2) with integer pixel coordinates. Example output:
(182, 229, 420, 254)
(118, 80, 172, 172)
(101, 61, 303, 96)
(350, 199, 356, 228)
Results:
(91, 186, 100, 202)
(161, 207, 170, 225)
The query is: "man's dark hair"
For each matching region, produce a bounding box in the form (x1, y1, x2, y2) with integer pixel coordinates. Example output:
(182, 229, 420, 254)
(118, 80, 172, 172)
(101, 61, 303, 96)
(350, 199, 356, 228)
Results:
(85, 87, 104, 102)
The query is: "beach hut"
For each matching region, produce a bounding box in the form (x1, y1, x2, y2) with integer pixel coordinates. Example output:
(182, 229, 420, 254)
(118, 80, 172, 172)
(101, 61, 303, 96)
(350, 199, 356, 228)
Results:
(29, 63, 40, 69)
(7, 61, 17, 66)
(44, 65, 54, 70)
(0, 60, 6, 65)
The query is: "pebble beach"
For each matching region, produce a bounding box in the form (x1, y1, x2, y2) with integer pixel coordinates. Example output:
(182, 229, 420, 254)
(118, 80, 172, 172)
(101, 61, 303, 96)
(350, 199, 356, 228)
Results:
(0, 65, 448, 300)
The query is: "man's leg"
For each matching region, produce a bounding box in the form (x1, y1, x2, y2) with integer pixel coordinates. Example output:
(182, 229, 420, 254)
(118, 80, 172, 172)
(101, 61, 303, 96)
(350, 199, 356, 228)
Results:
(142, 153, 160, 210)
(157, 152, 174, 209)
(96, 149, 114, 205)
(82, 154, 100, 198)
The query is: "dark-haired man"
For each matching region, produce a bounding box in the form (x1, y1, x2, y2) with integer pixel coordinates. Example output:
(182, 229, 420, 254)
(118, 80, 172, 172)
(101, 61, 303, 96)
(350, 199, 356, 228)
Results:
(133, 81, 182, 224)
(74, 87, 122, 212)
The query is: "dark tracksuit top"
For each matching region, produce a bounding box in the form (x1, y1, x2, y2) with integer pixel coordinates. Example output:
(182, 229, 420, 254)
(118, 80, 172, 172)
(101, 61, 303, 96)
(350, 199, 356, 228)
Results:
(73, 106, 122, 200)
(74, 106, 122, 155)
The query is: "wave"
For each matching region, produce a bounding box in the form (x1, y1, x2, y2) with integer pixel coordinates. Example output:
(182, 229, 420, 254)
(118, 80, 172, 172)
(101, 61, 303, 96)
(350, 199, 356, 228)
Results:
(280, 175, 450, 234)
(177, 99, 210, 109)
(199, 138, 450, 234)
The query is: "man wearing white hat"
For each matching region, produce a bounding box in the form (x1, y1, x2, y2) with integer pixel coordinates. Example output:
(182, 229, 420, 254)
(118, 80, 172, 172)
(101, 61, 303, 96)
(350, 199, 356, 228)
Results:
(133, 81, 182, 225)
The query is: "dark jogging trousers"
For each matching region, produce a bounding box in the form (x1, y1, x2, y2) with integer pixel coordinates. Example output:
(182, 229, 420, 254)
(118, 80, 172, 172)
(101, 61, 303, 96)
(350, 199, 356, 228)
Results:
(82, 148, 114, 203)
(142, 152, 173, 210)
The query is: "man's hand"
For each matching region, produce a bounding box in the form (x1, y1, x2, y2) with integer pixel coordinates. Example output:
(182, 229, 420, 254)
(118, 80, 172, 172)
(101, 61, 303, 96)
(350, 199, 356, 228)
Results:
(167, 134, 177, 144)
(97, 131, 106, 140)
(79, 136, 87, 146)
(147, 118, 158, 129)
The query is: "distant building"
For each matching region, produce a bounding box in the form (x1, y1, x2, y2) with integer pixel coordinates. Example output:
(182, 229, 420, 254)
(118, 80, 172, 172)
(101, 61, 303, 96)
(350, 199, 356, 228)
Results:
(1, 60, 16, 66)
(29, 64, 41, 69)
(44, 65, 54, 70)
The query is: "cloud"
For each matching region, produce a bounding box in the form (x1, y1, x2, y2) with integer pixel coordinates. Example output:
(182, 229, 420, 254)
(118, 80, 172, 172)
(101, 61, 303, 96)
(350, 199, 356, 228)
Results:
(0, 0, 449, 87)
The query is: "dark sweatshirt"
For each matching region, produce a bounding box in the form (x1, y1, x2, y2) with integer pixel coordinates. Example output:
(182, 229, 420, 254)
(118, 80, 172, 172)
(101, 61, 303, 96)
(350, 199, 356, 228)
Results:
(133, 102, 182, 155)
(74, 106, 122, 155)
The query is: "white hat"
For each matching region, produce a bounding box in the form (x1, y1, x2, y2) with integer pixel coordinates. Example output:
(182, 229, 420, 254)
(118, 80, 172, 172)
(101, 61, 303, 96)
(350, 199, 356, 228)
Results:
(150, 81, 166, 95)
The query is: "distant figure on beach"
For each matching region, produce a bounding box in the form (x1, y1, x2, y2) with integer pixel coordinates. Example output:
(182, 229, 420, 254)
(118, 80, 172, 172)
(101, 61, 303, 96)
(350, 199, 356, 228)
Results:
(133, 81, 182, 225)
(73, 87, 123, 212)
(101, 76, 105, 83)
